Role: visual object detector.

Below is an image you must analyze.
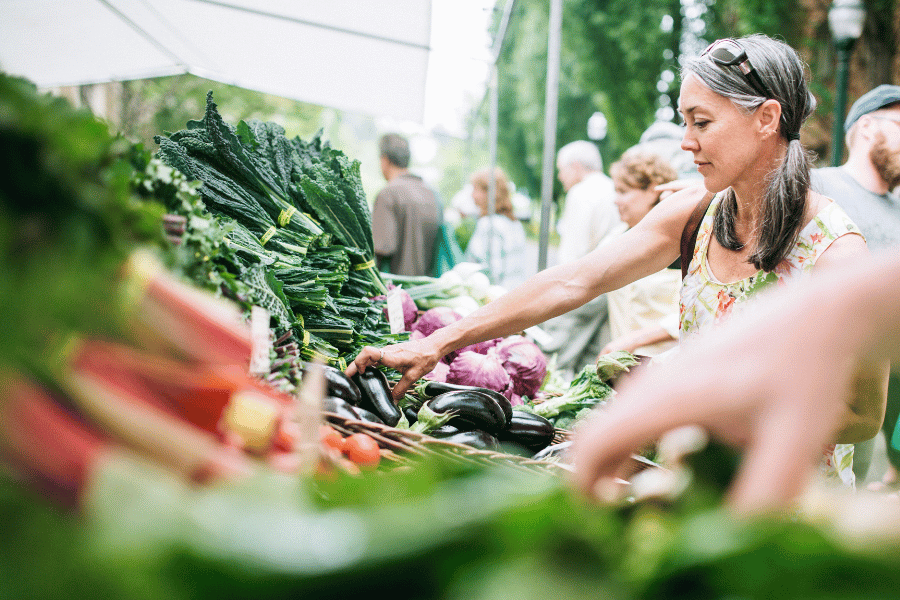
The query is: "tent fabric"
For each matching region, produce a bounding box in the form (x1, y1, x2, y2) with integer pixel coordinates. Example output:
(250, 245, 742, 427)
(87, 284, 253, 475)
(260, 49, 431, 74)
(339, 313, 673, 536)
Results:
(0, 0, 432, 122)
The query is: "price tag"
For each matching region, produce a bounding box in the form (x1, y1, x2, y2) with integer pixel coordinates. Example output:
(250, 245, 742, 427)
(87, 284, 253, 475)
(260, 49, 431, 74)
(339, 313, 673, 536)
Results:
(248, 305, 271, 376)
(386, 285, 405, 334)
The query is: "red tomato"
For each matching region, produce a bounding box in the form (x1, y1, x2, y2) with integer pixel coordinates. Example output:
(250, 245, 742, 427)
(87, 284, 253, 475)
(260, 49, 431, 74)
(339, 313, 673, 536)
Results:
(320, 425, 345, 453)
(342, 433, 381, 467)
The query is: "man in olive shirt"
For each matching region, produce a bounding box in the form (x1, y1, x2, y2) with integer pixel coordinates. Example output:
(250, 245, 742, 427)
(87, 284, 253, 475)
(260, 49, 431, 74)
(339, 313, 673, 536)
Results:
(372, 134, 441, 276)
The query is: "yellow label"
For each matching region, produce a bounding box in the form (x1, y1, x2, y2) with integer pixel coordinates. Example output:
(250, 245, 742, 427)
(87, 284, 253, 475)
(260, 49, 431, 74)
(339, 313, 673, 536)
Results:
(278, 206, 297, 227)
(352, 259, 376, 271)
(223, 391, 279, 452)
(260, 226, 276, 246)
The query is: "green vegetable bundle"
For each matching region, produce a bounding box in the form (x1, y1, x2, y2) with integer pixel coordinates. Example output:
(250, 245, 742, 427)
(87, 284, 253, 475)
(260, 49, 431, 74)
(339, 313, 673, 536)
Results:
(150, 92, 395, 368)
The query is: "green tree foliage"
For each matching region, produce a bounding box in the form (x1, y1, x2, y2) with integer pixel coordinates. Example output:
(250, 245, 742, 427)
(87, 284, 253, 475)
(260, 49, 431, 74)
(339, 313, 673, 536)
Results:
(705, 0, 805, 42)
(488, 0, 681, 200)
(115, 75, 326, 149)
(484, 0, 897, 189)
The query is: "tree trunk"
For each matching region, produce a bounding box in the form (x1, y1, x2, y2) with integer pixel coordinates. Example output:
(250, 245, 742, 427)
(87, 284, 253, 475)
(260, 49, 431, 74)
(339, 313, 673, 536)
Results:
(859, 0, 898, 88)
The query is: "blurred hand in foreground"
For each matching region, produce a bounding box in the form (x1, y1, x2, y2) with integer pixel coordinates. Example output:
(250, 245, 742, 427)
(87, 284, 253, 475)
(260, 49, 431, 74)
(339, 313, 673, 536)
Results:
(571, 251, 900, 514)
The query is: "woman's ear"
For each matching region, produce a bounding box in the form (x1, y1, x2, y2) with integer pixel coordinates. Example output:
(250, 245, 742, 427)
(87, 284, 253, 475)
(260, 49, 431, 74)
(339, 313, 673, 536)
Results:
(758, 99, 783, 137)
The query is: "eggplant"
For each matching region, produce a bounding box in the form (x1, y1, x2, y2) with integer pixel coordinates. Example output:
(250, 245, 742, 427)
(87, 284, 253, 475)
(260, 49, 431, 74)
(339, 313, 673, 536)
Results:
(446, 417, 479, 431)
(355, 406, 386, 425)
(322, 396, 361, 423)
(430, 424, 463, 436)
(302, 362, 362, 405)
(420, 381, 512, 426)
(425, 390, 508, 434)
(432, 429, 501, 451)
(497, 410, 555, 452)
(402, 406, 419, 425)
(351, 367, 401, 427)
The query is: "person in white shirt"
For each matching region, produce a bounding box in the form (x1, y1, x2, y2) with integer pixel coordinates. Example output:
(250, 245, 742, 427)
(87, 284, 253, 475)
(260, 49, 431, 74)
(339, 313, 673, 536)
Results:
(537, 141, 622, 374)
(602, 150, 681, 357)
(554, 141, 622, 264)
(464, 168, 529, 290)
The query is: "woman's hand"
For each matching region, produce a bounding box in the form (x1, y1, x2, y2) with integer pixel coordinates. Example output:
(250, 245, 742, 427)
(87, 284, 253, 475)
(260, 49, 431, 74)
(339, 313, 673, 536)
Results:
(655, 179, 704, 200)
(600, 337, 638, 356)
(346, 337, 444, 400)
(600, 326, 675, 357)
(572, 314, 853, 514)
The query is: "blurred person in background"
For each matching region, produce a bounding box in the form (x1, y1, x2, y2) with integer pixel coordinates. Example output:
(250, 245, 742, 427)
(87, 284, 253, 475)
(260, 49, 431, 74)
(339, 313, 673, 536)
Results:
(601, 151, 680, 357)
(537, 140, 621, 374)
(464, 167, 528, 290)
(811, 85, 900, 487)
(372, 133, 442, 276)
(554, 140, 622, 265)
(633, 120, 700, 181)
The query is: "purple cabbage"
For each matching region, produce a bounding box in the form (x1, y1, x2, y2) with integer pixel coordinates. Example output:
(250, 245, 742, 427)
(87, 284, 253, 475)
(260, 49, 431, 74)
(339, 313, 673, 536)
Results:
(424, 361, 450, 382)
(443, 336, 503, 365)
(446, 350, 511, 395)
(411, 307, 462, 338)
(495, 335, 547, 398)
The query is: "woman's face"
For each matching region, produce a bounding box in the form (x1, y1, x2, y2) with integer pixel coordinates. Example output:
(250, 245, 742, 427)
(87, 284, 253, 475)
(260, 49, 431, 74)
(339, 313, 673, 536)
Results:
(613, 178, 660, 228)
(471, 183, 488, 215)
(678, 74, 763, 194)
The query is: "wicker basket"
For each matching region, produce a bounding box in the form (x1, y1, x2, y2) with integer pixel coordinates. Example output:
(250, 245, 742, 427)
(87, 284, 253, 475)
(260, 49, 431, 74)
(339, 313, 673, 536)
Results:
(324, 413, 656, 479)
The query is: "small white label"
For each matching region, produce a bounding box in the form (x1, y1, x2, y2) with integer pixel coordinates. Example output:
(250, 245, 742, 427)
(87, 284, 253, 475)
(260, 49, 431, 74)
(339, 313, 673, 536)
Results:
(524, 325, 553, 348)
(248, 305, 272, 376)
(386, 286, 405, 334)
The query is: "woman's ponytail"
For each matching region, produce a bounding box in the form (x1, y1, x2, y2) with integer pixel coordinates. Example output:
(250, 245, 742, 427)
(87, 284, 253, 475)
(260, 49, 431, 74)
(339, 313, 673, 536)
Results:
(748, 137, 813, 271)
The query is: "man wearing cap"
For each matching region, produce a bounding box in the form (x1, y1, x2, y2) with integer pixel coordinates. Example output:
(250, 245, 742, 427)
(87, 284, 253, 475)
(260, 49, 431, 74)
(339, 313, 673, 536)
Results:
(812, 84, 900, 485)
(813, 85, 900, 250)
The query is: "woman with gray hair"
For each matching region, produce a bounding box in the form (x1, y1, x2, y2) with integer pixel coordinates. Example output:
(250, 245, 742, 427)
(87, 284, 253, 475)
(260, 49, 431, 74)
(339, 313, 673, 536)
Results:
(350, 34, 884, 491)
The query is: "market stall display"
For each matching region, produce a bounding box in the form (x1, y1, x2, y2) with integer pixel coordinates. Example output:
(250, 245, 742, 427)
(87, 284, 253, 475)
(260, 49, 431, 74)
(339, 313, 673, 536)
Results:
(7, 73, 900, 600)
(143, 92, 614, 463)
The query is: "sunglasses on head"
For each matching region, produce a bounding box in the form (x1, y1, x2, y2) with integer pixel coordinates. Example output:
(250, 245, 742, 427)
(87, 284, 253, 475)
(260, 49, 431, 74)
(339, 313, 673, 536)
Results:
(702, 38, 772, 99)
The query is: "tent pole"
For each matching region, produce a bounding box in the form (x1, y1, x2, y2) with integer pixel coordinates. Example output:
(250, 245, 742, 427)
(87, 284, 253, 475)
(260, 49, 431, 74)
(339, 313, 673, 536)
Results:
(485, 0, 516, 282)
(486, 64, 499, 281)
(537, 0, 562, 272)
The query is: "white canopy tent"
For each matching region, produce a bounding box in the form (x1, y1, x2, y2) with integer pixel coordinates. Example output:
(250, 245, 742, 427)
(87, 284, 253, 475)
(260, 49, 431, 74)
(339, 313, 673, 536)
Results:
(2, 0, 564, 273)
(0, 0, 432, 123)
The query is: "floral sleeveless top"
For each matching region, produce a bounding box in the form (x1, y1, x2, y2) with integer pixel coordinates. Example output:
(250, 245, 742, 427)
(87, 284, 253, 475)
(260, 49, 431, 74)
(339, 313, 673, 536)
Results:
(680, 193, 864, 488)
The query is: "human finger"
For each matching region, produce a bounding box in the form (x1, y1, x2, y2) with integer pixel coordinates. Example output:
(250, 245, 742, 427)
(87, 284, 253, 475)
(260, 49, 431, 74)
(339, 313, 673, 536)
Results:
(345, 345, 382, 378)
(654, 179, 699, 193)
(570, 355, 736, 498)
(390, 364, 430, 400)
(726, 381, 848, 514)
(568, 410, 643, 499)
